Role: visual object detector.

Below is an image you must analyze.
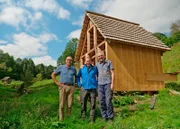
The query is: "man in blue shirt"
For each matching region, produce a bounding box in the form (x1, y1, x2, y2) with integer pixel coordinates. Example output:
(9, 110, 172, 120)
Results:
(96, 51, 114, 122)
(77, 57, 98, 123)
(51, 56, 76, 121)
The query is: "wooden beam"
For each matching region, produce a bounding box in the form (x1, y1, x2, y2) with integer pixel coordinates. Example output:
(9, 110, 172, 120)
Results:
(82, 49, 95, 58)
(94, 26, 98, 64)
(146, 73, 178, 81)
(81, 36, 87, 56)
(87, 31, 90, 52)
(87, 25, 94, 32)
(105, 41, 108, 60)
(98, 40, 105, 48)
(81, 41, 105, 59)
(80, 58, 83, 66)
(90, 21, 93, 26)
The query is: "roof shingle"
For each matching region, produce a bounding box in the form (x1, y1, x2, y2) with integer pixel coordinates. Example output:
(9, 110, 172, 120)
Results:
(75, 11, 170, 61)
(87, 11, 170, 50)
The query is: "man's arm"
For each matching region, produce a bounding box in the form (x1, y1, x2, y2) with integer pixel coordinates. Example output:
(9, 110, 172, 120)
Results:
(51, 72, 62, 87)
(110, 70, 114, 90)
(109, 61, 114, 90)
(76, 69, 82, 87)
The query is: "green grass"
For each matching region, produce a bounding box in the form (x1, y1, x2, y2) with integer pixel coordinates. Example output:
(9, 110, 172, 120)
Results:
(0, 79, 180, 129)
(162, 42, 180, 75)
(29, 76, 59, 88)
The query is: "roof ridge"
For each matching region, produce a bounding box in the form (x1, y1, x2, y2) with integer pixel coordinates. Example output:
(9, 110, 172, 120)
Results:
(86, 10, 139, 26)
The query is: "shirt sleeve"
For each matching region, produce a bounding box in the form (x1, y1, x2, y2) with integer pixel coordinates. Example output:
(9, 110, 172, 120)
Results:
(109, 61, 114, 70)
(76, 68, 82, 87)
(54, 65, 61, 74)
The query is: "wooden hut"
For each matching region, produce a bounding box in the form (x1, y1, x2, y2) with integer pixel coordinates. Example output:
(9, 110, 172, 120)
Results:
(75, 11, 177, 91)
(1, 76, 12, 84)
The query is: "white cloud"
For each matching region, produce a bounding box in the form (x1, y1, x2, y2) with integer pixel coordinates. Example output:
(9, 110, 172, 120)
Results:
(25, 0, 70, 19)
(33, 12, 42, 20)
(0, 32, 58, 58)
(39, 33, 58, 43)
(97, 0, 180, 33)
(66, 0, 93, 9)
(0, 40, 7, 44)
(67, 29, 81, 39)
(32, 55, 57, 66)
(57, 7, 70, 20)
(0, 6, 30, 28)
(0, 5, 43, 29)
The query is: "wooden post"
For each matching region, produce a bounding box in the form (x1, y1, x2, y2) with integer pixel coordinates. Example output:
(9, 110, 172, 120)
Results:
(93, 26, 97, 64)
(90, 21, 93, 27)
(105, 41, 108, 60)
(87, 31, 90, 52)
(81, 36, 87, 56)
(80, 58, 83, 66)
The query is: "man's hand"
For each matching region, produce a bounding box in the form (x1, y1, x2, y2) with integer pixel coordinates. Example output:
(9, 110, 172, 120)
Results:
(110, 83, 114, 90)
(80, 86, 84, 90)
(80, 65, 84, 68)
(56, 82, 63, 87)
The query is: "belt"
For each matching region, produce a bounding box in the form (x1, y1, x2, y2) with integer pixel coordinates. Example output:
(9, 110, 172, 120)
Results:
(61, 83, 74, 86)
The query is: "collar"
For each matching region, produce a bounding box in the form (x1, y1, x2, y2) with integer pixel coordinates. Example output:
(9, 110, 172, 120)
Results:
(99, 60, 107, 64)
(84, 64, 93, 68)
(65, 64, 72, 69)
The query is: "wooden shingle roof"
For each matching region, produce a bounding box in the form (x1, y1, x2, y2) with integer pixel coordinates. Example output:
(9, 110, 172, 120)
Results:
(75, 11, 170, 61)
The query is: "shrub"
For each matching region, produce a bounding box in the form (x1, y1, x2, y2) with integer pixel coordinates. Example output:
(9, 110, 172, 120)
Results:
(113, 96, 134, 107)
(165, 82, 180, 91)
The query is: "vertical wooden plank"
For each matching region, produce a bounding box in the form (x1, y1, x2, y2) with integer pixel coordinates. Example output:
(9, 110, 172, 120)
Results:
(131, 46, 136, 90)
(134, 46, 140, 90)
(87, 31, 90, 52)
(149, 49, 156, 90)
(140, 47, 145, 90)
(156, 50, 164, 89)
(105, 41, 108, 60)
(93, 26, 98, 64)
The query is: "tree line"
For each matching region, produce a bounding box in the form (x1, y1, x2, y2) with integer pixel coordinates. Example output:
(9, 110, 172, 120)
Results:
(0, 50, 54, 86)
(153, 20, 180, 47)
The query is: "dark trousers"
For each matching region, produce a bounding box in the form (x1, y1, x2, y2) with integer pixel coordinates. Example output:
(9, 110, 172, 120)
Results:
(80, 88, 96, 120)
(98, 83, 114, 119)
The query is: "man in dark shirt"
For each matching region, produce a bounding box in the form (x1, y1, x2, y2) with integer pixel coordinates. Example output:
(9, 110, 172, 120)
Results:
(51, 56, 76, 121)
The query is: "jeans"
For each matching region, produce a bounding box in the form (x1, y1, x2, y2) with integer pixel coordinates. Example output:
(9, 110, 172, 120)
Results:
(98, 83, 114, 119)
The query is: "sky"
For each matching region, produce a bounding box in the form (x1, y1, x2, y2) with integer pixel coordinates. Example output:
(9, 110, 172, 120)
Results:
(0, 0, 180, 66)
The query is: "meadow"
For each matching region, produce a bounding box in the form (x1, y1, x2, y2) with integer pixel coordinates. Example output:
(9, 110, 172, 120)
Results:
(0, 79, 180, 129)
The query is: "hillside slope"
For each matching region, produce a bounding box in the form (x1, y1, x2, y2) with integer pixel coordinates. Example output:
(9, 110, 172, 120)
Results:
(162, 42, 180, 80)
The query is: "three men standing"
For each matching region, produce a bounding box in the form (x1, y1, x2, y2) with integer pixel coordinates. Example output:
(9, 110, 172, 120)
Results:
(51, 52, 114, 122)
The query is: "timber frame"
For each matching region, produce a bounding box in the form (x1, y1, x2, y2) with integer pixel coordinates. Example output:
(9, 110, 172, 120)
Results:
(75, 11, 177, 92)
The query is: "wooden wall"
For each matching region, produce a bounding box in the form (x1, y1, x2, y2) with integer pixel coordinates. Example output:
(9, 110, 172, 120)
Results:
(106, 41, 165, 91)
